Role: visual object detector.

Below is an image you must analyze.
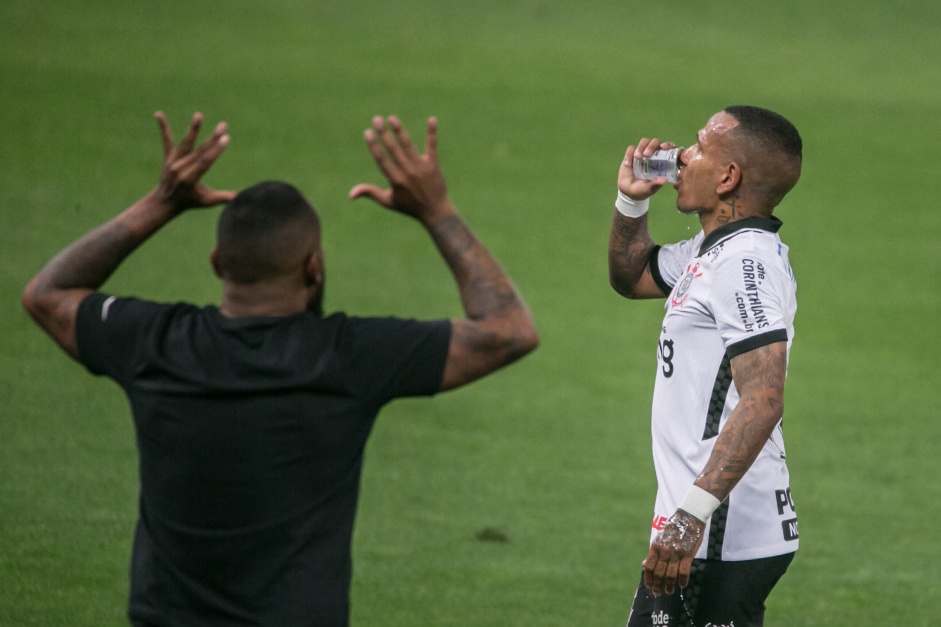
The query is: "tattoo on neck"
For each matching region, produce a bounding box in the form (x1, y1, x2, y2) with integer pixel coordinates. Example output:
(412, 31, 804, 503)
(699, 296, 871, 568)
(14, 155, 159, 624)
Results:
(716, 196, 744, 226)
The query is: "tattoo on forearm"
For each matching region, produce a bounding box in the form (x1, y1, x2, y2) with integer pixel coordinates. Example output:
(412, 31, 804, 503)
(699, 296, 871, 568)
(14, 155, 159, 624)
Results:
(429, 215, 523, 320)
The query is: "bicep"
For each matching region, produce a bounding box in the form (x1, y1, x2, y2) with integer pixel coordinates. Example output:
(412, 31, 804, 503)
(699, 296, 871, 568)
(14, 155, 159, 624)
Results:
(438, 317, 534, 391)
(629, 265, 668, 299)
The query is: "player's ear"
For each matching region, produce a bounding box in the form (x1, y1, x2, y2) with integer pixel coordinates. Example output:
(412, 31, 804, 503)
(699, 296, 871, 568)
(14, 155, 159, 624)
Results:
(210, 246, 224, 279)
(716, 161, 741, 195)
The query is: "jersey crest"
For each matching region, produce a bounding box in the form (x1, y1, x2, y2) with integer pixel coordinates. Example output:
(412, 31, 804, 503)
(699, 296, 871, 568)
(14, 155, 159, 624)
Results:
(670, 262, 703, 308)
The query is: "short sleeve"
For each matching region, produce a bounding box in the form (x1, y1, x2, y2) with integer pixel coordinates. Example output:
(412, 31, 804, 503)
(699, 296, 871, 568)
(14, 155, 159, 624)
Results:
(650, 232, 704, 293)
(76, 293, 163, 384)
(708, 246, 790, 358)
(341, 316, 451, 405)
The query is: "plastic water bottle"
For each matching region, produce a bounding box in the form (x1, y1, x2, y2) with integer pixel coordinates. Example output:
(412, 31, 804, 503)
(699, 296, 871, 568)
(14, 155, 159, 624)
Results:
(633, 148, 683, 183)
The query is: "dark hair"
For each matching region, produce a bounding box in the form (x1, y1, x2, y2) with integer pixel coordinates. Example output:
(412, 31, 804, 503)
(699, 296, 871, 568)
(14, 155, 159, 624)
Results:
(724, 106, 802, 209)
(724, 105, 802, 161)
(216, 181, 320, 284)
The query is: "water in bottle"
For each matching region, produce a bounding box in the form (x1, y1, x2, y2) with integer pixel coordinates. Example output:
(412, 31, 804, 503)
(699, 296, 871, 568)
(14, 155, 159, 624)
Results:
(633, 148, 683, 183)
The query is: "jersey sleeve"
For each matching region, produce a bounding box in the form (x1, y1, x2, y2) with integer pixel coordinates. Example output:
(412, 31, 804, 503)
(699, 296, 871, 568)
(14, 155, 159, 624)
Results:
(649, 232, 704, 293)
(76, 293, 163, 386)
(342, 316, 452, 405)
(708, 241, 790, 358)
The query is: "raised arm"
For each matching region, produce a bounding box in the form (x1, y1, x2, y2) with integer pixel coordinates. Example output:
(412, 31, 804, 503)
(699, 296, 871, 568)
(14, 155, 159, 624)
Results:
(641, 341, 788, 596)
(22, 112, 235, 360)
(608, 138, 674, 299)
(349, 116, 538, 391)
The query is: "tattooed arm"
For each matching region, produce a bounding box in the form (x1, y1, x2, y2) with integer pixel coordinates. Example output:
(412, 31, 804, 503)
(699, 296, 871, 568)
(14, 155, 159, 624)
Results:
(608, 211, 665, 299)
(22, 112, 235, 360)
(642, 341, 788, 596)
(697, 341, 787, 500)
(608, 138, 676, 299)
(349, 116, 538, 391)
(425, 212, 538, 391)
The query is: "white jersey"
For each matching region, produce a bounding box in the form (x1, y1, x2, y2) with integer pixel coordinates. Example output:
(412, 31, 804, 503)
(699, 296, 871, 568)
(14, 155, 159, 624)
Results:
(646, 217, 799, 561)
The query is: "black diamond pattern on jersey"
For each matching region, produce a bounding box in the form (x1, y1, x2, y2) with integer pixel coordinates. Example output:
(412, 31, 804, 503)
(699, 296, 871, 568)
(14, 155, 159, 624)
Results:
(703, 354, 732, 440)
(706, 499, 730, 560)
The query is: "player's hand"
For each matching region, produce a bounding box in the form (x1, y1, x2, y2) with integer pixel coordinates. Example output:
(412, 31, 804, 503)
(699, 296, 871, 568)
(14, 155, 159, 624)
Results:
(153, 111, 236, 212)
(349, 115, 454, 225)
(642, 509, 705, 596)
(617, 138, 677, 202)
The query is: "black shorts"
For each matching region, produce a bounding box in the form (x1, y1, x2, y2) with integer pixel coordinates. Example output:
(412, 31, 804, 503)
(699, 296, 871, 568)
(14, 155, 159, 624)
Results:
(626, 552, 794, 627)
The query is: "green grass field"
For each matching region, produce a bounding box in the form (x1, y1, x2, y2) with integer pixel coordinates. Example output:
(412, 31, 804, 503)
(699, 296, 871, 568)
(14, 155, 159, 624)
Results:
(2, 1, 940, 625)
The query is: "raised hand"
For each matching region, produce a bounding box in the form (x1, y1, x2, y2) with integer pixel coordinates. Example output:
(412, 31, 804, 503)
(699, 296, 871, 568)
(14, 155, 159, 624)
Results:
(154, 111, 236, 212)
(349, 116, 453, 224)
(618, 137, 677, 201)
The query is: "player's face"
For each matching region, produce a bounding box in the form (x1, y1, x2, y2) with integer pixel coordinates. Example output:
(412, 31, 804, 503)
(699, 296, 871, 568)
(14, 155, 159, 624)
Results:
(675, 112, 738, 216)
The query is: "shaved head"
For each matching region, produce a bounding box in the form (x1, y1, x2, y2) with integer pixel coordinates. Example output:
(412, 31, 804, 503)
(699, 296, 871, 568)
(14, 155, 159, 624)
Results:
(215, 181, 320, 284)
(723, 106, 803, 211)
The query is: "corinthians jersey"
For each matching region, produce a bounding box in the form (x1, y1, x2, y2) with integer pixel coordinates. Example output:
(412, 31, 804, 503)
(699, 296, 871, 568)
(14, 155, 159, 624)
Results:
(647, 216, 799, 561)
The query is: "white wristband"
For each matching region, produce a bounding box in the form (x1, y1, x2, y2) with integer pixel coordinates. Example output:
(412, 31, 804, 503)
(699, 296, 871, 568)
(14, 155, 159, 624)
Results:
(615, 190, 649, 218)
(678, 486, 721, 523)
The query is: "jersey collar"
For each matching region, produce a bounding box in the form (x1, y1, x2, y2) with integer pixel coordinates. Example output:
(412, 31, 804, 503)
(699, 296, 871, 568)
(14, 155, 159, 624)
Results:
(698, 215, 783, 256)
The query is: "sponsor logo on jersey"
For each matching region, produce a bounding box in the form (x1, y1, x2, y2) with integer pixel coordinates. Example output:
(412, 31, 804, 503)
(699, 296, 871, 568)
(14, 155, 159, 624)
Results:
(735, 259, 769, 332)
(781, 518, 799, 541)
(775, 487, 799, 541)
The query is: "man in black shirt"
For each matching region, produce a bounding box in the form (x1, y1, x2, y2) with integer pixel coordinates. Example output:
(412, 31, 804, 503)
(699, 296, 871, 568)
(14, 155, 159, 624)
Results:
(22, 112, 539, 626)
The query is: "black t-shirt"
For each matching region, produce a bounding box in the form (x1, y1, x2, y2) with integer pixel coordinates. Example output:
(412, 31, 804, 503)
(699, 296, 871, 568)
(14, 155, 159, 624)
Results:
(76, 293, 451, 627)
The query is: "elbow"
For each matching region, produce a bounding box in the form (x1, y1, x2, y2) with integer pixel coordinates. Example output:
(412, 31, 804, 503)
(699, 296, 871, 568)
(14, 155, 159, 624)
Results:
(754, 393, 785, 429)
(514, 323, 540, 359)
(503, 316, 541, 368)
(609, 273, 641, 300)
(21, 278, 42, 321)
(500, 314, 539, 363)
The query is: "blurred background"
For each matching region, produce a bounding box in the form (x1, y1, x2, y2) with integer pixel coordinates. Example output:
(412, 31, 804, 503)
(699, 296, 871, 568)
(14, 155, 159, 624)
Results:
(2, 1, 939, 625)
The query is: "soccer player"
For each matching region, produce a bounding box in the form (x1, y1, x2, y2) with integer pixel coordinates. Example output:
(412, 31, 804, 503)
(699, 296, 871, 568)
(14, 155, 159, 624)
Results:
(608, 106, 802, 626)
(22, 112, 538, 626)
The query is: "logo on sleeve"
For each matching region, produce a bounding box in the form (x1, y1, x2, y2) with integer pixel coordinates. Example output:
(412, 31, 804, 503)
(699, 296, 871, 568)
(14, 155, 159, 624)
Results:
(671, 262, 702, 308)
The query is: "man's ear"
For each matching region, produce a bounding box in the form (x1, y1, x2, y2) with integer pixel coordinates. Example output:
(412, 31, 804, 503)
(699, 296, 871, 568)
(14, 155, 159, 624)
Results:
(717, 161, 742, 195)
(210, 246, 224, 279)
(305, 249, 324, 287)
